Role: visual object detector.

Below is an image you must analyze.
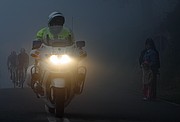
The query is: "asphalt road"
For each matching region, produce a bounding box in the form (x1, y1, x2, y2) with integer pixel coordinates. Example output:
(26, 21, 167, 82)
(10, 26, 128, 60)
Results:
(0, 86, 180, 122)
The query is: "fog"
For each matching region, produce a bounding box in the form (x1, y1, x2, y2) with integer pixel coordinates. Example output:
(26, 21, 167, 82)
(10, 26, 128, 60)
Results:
(0, 0, 178, 92)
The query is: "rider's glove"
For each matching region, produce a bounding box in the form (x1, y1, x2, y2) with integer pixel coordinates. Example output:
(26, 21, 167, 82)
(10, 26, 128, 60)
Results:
(30, 49, 40, 59)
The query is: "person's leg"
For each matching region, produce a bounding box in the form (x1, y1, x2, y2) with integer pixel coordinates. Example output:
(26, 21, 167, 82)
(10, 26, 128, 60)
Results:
(10, 68, 12, 80)
(147, 83, 153, 100)
(143, 84, 148, 100)
(151, 73, 157, 99)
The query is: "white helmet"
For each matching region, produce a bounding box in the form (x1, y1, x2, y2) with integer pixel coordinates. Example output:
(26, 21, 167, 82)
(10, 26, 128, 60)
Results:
(48, 11, 65, 27)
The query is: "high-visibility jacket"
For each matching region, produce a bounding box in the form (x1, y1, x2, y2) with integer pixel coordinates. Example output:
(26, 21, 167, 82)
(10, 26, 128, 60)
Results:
(30, 26, 75, 58)
(36, 26, 74, 42)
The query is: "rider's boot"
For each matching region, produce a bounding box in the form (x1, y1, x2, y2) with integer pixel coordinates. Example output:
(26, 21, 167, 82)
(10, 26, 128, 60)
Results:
(34, 82, 44, 96)
(31, 73, 39, 89)
(75, 73, 85, 94)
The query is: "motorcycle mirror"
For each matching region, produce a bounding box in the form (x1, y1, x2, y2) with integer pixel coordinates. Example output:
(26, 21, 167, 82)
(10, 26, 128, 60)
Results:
(32, 40, 42, 49)
(76, 41, 85, 48)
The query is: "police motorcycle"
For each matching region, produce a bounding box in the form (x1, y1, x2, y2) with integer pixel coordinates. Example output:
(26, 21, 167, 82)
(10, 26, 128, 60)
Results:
(30, 38, 87, 117)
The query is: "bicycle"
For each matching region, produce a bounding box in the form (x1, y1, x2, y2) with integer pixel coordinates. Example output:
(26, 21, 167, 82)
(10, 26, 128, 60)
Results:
(10, 66, 18, 88)
(18, 67, 27, 88)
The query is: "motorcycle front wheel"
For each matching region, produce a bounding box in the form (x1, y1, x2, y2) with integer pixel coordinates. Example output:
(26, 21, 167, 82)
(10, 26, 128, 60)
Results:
(53, 87, 65, 118)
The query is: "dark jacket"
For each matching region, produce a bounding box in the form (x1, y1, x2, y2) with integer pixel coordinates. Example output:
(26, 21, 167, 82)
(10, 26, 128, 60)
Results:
(139, 49, 160, 73)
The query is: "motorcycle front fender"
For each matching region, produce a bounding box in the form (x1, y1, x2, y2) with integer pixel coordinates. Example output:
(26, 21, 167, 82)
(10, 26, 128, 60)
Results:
(51, 78, 65, 88)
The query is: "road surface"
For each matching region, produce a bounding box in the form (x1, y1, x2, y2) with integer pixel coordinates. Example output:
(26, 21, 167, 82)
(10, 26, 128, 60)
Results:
(0, 86, 180, 122)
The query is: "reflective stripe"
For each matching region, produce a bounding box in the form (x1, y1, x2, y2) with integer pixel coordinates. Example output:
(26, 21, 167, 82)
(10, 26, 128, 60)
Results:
(36, 27, 46, 40)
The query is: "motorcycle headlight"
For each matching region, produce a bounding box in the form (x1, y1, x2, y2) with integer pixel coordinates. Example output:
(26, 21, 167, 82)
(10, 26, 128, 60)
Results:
(49, 55, 71, 65)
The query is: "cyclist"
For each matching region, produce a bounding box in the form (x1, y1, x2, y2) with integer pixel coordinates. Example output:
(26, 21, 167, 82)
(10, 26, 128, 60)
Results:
(18, 48, 29, 87)
(7, 51, 18, 84)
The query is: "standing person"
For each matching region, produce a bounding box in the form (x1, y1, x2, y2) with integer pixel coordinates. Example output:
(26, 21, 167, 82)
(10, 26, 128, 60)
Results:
(139, 38, 160, 100)
(18, 48, 29, 87)
(141, 61, 153, 100)
(7, 51, 18, 82)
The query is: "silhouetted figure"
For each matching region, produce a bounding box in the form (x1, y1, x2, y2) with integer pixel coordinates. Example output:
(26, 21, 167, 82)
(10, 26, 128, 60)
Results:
(139, 38, 160, 100)
(18, 48, 29, 87)
(7, 51, 18, 83)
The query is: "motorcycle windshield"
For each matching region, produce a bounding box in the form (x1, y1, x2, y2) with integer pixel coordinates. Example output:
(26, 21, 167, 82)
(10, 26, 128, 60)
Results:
(42, 26, 74, 47)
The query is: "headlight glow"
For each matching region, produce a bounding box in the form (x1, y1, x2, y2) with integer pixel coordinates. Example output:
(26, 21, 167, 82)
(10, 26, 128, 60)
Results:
(60, 55, 71, 64)
(50, 55, 59, 64)
(49, 55, 71, 65)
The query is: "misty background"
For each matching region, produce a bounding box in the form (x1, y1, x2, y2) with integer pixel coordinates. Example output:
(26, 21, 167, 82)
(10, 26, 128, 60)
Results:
(0, 0, 179, 102)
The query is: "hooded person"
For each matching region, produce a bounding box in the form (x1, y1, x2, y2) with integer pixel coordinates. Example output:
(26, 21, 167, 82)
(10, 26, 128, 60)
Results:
(139, 38, 160, 100)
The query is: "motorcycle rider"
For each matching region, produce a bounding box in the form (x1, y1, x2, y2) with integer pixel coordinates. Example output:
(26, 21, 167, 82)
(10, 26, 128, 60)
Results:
(28, 11, 87, 91)
(18, 48, 29, 86)
(31, 11, 74, 50)
(30, 12, 77, 59)
(7, 51, 18, 81)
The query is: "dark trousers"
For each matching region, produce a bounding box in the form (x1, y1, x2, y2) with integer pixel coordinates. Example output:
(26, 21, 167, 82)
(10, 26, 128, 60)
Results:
(151, 72, 157, 99)
(143, 84, 151, 98)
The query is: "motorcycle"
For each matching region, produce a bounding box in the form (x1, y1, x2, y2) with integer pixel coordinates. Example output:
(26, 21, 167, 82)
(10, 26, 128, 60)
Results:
(30, 39, 87, 117)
